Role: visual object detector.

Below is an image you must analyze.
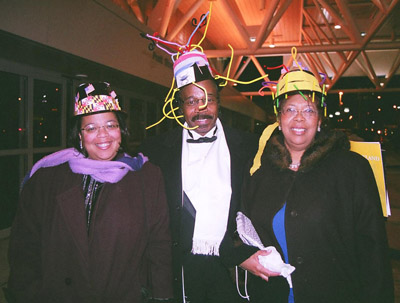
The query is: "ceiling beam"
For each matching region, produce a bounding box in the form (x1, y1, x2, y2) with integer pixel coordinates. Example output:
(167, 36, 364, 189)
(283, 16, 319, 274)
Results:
(223, 55, 244, 82)
(252, 0, 280, 50)
(167, 0, 206, 41)
(371, 0, 388, 13)
(335, 0, 362, 43)
(234, 57, 251, 80)
(354, 57, 377, 87)
(314, 0, 356, 41)
(126, 0, 145, 23)
(384, 49, 400, 86)
(321, 52, 338, 75)
(303, 9, 331, 45)
(311, 0, 338, 44)
(360, 0, 399, 47)
(204, 42, 400, 58)
(319, 0, 399, 88)
(360, 50, 378, 87)
(159, 0, 178, 38)
(219, 0, 252, 47)
(250, 55, 271, 82)
(329, 50, 359, 88)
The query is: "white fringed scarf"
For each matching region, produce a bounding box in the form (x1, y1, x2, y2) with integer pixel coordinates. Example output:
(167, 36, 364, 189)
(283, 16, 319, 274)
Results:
(181, 119, 231, 256)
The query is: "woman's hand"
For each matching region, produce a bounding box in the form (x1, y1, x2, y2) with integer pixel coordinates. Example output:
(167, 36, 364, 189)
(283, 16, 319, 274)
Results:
(240, 250, 281, 282)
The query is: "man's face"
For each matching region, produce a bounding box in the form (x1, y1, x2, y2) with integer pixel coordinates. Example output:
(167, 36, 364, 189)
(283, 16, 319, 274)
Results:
(180, 79, 219, 136)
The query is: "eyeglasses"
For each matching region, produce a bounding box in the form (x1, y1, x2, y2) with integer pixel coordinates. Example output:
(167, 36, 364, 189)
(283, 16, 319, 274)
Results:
(81, 123, 119, 134)
(281, 107, 317, 118)
(183, 97, 217, 107)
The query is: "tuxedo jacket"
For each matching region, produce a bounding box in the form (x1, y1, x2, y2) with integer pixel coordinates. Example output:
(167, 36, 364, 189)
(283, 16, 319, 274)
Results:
(139, 124, 258, 297)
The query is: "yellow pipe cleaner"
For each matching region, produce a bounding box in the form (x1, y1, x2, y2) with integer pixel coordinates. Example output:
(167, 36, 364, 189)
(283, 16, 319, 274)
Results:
(250, 122, 279, 175)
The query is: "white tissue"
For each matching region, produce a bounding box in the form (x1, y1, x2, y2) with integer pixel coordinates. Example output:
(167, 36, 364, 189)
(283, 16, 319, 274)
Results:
(236, 212, 295, 287)
(258, 246, 295, 288)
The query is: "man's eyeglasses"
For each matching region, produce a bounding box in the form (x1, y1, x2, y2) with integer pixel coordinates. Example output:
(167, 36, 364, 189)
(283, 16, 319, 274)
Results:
(81, 123, 119, 134)
(183, 97, 217, 107)
(281, 107, 317, 118)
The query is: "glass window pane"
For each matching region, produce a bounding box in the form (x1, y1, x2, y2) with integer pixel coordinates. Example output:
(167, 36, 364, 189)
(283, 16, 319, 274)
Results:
(0, 155, 26, 229)
(33, 80, 62, 148)
(0, 71, 27, 149)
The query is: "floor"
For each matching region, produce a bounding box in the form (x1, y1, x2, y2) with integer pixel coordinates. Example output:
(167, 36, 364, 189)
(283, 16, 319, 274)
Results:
(1, 149, 400, 303)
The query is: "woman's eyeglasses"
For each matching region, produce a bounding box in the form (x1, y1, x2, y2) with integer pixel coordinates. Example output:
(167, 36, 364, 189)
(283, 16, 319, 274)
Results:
(281, 107, 317, 118)
(81, 123, 119, 134)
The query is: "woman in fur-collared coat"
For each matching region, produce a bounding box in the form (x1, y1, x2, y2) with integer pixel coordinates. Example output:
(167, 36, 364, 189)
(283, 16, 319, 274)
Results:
(220, 70, 394, 303)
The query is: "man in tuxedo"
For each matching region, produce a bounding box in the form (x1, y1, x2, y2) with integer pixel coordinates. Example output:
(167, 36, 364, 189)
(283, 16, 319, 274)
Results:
(140, 51, 258, 303)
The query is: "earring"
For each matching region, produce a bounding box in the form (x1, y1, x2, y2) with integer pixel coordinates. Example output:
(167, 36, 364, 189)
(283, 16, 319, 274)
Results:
(317, 126, 321, 132)
(278, 125, 282, 130)
(80, 140, 83, 150)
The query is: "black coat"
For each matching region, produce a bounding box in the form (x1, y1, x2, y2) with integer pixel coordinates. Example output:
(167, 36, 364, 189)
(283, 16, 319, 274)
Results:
(220, 128, 394, 303)
(140, 124, 258, 302)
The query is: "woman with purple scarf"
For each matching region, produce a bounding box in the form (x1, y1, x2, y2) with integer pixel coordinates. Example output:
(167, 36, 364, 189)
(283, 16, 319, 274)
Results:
(7, 82, 174, 303)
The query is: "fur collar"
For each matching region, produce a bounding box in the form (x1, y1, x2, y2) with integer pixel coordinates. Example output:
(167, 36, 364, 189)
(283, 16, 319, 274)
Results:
(261, 128, 350, 172)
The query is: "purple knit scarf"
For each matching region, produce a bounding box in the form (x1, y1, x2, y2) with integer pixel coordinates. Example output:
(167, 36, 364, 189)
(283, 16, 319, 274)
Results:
(29, 148, 148, 183)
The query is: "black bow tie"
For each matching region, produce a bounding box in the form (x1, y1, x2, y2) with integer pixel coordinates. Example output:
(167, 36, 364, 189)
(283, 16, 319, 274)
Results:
(186, 136, 217, 143)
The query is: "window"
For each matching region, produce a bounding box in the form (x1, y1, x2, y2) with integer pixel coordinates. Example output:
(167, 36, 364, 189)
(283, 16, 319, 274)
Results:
(0, 64, 67, 230)
(0, 71, 27, 149)
(33, 80, 62, 148)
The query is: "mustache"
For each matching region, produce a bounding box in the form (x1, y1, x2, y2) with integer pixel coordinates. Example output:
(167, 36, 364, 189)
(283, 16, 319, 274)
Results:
(191, 114, 213, 122)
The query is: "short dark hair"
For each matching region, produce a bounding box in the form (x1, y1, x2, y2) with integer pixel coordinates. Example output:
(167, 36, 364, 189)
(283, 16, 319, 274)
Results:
(68, 111, 130, 157)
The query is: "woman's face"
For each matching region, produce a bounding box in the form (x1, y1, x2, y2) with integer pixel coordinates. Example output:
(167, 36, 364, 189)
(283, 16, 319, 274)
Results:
(279, 94, 321, 155)
(79, 112, 121, 161)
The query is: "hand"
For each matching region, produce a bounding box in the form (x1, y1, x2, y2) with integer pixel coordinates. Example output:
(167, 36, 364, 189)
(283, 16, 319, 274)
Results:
(240, 250, 281, 282)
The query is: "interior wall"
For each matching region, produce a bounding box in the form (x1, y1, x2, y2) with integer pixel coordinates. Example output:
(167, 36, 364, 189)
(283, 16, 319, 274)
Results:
(0, 0, 172, 88)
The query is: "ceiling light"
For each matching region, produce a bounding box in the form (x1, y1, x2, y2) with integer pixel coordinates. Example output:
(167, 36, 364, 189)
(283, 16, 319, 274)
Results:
(360, 32, 366, 37)
(250, 37, 256, 42)
(380, 82, 384, 87)
(335, 111, 340, 116)
(344, 107, 350, 113)
(269, 44, 276, 48)
(329, 114, 333, 118)
(377, 95, 381, 99)
(334, 24, 341, 29)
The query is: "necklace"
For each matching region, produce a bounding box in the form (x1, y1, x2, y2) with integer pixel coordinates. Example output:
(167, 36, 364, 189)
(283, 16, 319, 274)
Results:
(289, 162, 300, 169)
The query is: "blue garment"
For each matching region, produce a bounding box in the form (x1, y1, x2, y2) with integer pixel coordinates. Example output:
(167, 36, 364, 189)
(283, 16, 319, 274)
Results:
(273, 203, 295, 303)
